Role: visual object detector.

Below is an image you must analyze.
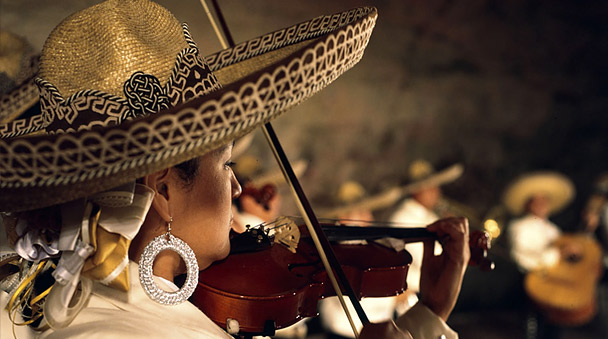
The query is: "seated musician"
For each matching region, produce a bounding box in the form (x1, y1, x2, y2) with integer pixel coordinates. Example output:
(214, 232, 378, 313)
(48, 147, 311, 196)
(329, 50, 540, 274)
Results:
(388, 160, 464, 314)
(502, 171, 576, 272)
(0, 1, 469, 338)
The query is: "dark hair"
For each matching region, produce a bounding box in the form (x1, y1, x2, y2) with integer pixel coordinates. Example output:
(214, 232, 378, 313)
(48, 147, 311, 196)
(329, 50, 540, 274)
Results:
(174, 157, 200, 187)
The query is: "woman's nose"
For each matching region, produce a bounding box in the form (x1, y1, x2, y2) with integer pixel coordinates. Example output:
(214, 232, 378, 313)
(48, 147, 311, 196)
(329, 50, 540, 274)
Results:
(231, 170, 242, 199)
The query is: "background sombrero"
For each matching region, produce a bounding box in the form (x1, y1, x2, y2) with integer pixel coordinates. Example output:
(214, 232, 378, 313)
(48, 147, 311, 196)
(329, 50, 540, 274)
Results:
(319, 161, 464, 218)
(400, 159, 464, 193)
(502, 171, 575, 216)
(319, 181, 402, 219)
(0, 30, 40, 128)
(0, 0, 378, 212)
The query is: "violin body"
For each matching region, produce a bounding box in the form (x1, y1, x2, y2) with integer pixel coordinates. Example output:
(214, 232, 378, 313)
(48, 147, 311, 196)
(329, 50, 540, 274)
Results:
(193, 224, 411, 334)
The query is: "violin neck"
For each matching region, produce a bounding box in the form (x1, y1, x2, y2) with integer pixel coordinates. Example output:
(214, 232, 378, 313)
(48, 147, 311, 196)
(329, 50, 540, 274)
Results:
(322, 225, 434, 243)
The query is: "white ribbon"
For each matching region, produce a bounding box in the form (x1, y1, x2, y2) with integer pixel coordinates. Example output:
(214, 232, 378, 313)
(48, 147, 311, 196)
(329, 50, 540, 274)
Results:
(52, 240, 95, 286)
(43, 182, 154, 329)
(14, 218, 60, 261)
(45, 240, 94, 329)
(44, 276, 93, 330)
(95, 184, 155, 240)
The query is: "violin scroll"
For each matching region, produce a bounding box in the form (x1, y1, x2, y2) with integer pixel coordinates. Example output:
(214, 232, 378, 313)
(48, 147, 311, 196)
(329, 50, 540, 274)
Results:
(469, 230, 495, 271)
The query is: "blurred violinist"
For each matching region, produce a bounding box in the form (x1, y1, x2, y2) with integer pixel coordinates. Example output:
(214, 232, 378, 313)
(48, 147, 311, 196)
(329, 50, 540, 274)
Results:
(388, 160, 464, 312)
(231, 155, 308, 232)
(318, 181, 402, 338)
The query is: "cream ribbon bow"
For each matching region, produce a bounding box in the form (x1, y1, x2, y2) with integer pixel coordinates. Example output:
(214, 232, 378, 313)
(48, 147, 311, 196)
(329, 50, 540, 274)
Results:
(44, 183, 154, 329)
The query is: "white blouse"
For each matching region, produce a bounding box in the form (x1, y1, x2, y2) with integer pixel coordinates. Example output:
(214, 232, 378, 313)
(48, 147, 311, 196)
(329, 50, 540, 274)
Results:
(507, 214, 561, 272)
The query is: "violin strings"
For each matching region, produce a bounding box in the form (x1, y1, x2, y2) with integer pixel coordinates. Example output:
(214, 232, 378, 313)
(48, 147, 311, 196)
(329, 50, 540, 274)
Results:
(259, 216, 427, 232)
(317, 217, 426, 229)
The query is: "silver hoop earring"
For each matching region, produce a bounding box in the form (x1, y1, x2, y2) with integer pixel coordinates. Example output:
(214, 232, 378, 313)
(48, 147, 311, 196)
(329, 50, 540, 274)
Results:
(139, 217, 199, 305)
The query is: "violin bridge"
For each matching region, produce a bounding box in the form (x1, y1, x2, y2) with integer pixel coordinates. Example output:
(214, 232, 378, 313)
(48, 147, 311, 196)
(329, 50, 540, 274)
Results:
(272, 216, 300, 253)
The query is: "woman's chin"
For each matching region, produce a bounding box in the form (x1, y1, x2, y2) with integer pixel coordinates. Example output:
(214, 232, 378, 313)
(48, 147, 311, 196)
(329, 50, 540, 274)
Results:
(218, 244, 231, 260)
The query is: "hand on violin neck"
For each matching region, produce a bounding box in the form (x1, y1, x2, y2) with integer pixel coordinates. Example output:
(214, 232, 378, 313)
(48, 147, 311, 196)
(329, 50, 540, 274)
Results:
(420, 217, 470, 321)
(359, 320, 412, 339)
(427, 217, 471, 267)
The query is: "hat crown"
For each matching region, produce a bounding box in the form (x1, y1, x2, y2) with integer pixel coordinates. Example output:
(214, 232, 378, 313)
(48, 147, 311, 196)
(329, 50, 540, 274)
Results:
(234, 155, 261, 180)
(35, 0, 220, 134)
(408, 159, 435, 181)
(39, 0, 186, 99)
(337, 181, 366, 204)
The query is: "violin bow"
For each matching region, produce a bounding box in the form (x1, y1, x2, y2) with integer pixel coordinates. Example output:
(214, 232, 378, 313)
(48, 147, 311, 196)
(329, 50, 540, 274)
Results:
(200, 1, 369, 337)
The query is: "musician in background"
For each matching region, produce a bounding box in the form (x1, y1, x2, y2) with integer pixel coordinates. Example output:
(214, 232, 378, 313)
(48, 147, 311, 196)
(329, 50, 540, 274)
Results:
(502, 171, 575, 272)
(502, 171, 595, 339)
(318, 181, 403, 338)
(388, 160, 464, 312)
(583, 173, 608, 255)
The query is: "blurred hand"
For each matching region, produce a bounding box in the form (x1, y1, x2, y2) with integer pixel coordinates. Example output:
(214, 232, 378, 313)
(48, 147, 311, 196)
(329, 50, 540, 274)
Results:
(360, 320, 412, 339)
(241, 193, 281, 222)
(419, 217, 470, 321)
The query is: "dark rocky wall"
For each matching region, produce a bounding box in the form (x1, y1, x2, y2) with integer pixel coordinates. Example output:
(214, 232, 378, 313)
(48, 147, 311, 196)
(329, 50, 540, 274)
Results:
(2, 0, 607, 228)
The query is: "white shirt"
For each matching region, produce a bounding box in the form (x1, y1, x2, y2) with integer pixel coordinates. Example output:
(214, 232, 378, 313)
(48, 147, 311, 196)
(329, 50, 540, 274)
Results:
(389, 198, 440, 292)
(319, 295, 398, 337)
(319, 296, 458, 338)
(507, 214, 561, 272)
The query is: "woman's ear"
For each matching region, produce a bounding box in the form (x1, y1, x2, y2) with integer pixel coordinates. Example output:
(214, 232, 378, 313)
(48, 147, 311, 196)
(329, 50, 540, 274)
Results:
(142, 168, 172, 223)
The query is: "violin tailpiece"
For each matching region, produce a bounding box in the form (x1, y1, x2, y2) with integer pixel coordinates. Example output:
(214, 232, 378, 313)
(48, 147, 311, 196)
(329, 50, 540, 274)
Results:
(273, 216, 300, 253)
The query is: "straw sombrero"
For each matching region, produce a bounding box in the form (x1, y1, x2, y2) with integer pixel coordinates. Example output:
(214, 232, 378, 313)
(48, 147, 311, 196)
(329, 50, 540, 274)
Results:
(0, 0, 377, 212)
(400, 159, 464, 194)
(319, 161, 463, 218)
(502, 171, 575, 216)
(319, 181, 403, 218)
(233, 154, 308, 187)
(0, 30, 40, 126)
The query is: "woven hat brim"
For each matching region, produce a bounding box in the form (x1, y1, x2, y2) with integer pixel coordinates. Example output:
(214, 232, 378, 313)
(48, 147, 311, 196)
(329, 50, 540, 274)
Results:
(401, 163, 464, 194)
(0, 7, 378, 212)
(502, 171, 575, 216)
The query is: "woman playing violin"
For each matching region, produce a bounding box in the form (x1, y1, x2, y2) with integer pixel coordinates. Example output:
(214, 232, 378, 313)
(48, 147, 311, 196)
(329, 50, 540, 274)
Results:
(0, 1, 469, 338)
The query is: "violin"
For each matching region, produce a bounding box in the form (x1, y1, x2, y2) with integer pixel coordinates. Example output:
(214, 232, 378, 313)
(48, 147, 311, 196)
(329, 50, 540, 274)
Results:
(191, 217, 493, 336)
